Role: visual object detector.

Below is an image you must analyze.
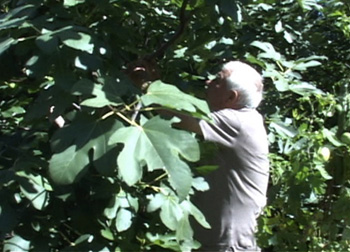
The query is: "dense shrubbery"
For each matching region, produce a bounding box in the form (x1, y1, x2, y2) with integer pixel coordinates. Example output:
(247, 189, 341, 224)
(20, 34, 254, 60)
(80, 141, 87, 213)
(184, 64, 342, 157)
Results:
(1, 0, 349, 251)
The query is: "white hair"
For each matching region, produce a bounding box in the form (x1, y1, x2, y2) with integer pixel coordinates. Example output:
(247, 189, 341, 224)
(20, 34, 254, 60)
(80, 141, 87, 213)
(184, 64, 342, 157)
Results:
(222, 61, 263, 109)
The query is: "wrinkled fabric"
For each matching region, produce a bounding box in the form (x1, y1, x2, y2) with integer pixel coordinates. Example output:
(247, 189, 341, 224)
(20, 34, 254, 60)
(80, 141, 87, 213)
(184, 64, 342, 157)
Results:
(194, 108, 269, 252)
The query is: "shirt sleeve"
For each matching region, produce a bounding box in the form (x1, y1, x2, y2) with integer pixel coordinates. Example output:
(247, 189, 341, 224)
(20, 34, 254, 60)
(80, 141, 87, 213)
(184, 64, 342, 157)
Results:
(199, 109, 241, 147)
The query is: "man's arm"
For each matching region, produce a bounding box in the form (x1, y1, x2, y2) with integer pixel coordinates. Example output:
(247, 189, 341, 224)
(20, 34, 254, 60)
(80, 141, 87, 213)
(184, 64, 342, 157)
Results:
(173, 113, 203, 135)
(125, 60, 203, 135)
(160, 109, 203, 135)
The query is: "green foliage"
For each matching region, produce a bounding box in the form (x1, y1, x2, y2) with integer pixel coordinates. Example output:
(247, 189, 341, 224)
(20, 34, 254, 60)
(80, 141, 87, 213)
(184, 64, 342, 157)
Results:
(1, 0, 350, 251)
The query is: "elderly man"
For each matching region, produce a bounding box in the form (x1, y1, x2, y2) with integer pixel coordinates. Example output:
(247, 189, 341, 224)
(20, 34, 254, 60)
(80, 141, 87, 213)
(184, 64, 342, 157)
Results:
(128, 60, 269, 252)
(182, 61, 269, 252)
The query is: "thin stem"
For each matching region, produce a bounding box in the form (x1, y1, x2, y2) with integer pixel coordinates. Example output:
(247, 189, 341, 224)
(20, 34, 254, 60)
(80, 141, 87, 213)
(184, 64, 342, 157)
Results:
(106, 105, 141, 127)
(101, 110, 115, 120)
(131, 101, 143, 121)
(150, 172, 168, 184)
(116, 112, 142, 129)
(58, 230, 76, 246)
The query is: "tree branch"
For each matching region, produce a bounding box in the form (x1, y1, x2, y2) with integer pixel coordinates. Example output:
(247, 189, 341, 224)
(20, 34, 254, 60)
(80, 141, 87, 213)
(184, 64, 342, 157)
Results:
(146, 0, 192, 60)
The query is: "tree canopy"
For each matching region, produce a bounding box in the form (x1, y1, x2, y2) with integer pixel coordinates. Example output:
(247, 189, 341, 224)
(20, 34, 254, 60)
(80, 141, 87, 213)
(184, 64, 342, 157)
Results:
(1, 0, 350, 251)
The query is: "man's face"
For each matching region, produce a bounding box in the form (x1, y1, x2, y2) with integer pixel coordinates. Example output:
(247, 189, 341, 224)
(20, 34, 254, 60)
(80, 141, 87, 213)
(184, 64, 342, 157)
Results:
(205, 70, 231, 111)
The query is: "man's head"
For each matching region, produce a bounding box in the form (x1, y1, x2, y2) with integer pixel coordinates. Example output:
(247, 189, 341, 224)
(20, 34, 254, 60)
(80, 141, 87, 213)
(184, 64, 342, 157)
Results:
(206, 61, 263, 111)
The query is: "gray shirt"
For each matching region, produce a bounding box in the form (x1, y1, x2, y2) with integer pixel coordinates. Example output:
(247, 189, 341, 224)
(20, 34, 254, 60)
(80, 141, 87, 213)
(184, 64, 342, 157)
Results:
(194, 108, 269, 251)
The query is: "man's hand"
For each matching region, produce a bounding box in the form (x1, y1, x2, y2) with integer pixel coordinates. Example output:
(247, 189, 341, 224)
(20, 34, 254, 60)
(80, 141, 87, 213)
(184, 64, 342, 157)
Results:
(159, 109, 203, 135)
(126, 59, 160, 91)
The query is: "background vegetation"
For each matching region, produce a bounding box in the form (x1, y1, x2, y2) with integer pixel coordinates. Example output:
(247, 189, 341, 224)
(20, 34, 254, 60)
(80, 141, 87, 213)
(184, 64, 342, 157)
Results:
(1, 0, 350, 251)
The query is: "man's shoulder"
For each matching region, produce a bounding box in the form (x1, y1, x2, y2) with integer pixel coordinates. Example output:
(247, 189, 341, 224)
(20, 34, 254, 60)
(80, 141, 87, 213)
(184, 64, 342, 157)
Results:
(212, 108, 262, 121)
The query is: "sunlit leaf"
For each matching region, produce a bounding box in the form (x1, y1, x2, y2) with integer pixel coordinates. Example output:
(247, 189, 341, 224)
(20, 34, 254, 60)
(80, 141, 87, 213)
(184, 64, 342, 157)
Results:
(141, 81, 210, 115)
(289, 82, 324, 96)
(181, 200, 210, 229)
(3, 235, 30, 252)
(116, 208, 133, 232)
(36, 33, 59, 54)
(191, 176, 210, 191)
(160, 197, 183, 230)
(0, 37, 16, 55)
(109, 116, 199, 199)
(269, 121, 297, 138)
(64, 0, 85, 7)
(59, 30, 94, 54)
(251, 41, 281, 61)
(322, 128, 344, 147)
(147, 193, 166, 212)
(71, 78, 123, 108)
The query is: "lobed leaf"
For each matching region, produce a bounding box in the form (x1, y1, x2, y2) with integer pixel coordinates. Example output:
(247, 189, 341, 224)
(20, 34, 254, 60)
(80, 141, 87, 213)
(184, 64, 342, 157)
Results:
(109, 116, 199, 199)
(49, 145, 89, 185)
(49, 117, 123, 184)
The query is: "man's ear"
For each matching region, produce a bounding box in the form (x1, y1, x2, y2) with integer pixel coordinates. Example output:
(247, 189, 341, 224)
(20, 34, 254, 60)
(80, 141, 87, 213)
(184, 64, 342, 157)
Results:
(226, 90, 240, 108)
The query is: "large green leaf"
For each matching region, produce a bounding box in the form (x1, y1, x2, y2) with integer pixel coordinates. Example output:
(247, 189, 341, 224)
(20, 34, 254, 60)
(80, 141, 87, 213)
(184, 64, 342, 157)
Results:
(109, 116, 199, 199)
(49, 116, 123, 184)
(141, 81, 210, 115)
(49, 145, 90, 185)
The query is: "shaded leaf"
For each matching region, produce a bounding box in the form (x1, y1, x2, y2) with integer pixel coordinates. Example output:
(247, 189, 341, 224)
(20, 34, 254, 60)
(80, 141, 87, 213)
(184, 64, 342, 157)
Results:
(49, 117, 123, 184)
(219, 0, 241, 22)
(49, 145, 90, 185)
(194, 165, 219, 176)
(36, 32, 59, 54)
